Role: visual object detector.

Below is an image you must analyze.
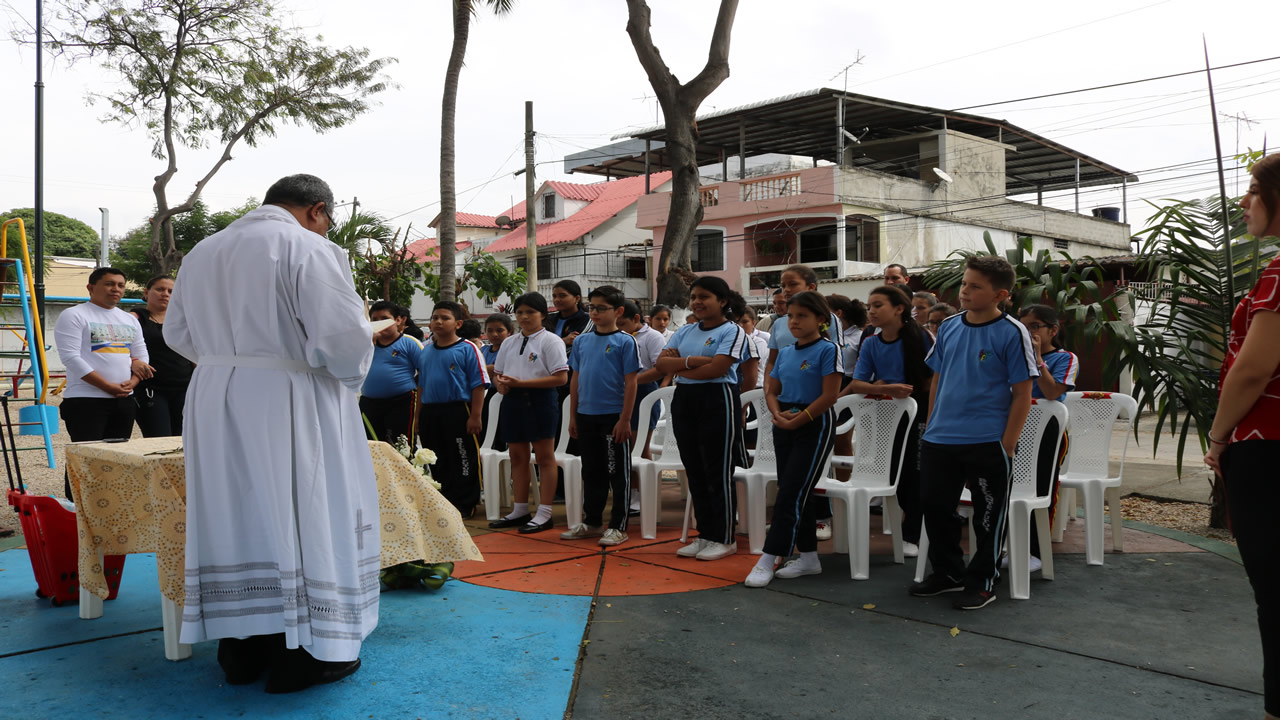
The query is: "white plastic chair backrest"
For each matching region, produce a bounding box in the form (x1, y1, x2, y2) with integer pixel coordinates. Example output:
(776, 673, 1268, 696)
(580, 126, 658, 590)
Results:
(739, 389, 774, 472)
(1010, 399, 1069, 501)
(555, 394, 573, 455)
(847, 395, 916, 485)
(480, 391, 502, 450)
(834, 394, 857, 435)
(1062, 392, 1138, 480)
(632, 386, 675, 460)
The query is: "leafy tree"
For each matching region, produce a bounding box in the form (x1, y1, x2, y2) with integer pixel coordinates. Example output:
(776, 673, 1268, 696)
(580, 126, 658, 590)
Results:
(33, 0, 395, 275)
(923, 232, 1134, 388)
(111, 198, 256, 285)
(329, 211, 419, 305)
(438, 0, 514, 301)
(1119, 194, 1276, 526)
(417, 251, 527, 312)
(626, 0, 739, 306)
(0, 208, 99, 258)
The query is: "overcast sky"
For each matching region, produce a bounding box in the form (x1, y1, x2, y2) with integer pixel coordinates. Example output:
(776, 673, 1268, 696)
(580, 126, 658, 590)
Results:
(1, 0, 1277, 246)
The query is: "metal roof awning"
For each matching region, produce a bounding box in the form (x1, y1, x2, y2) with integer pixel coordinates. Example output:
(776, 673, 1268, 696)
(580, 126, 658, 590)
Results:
(583, 88, 1136, 195)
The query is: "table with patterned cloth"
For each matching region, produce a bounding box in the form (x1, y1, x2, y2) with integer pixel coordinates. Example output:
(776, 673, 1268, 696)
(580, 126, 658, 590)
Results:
(65, 437, 483, 659)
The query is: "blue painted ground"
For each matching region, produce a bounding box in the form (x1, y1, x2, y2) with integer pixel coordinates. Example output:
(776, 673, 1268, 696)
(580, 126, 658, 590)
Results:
(0, 549, 590, 720)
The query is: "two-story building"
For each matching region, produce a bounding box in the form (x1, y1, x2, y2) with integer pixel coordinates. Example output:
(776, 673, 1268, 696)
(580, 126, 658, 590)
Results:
(482, 172, 673, 308)
(567, 88, 1138, 305)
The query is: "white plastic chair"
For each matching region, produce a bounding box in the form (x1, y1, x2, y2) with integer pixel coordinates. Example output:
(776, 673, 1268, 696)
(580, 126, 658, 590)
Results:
(630, 386, 681, 539)
(550, 395, 587, 529)
(1056, 392, 1138, 565)
(912, 491, 975, 583)
(814, 395, 916, 580)
(479, 392, 512, 521)
(1005, 400, 1066, 599)
(732, 389, 776, 554)
(912, 400, 1065, 600)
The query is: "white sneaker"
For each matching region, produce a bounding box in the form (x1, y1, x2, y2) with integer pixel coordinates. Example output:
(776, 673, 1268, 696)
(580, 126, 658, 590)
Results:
(598, 528, 628, 546)
(744, 564, 774, 588)
(998, 554, 1043, 572)
(774, 559, 822, 579)
(560, 524, 603, 540)
(695, 541, 738, 561)
(676, 538, 709, 557)
(903, 541, 919, 558)
(815, 520, 833, 541)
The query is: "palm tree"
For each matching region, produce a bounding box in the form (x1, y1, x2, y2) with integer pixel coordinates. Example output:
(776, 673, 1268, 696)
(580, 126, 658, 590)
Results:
(438, 0, 514, 302)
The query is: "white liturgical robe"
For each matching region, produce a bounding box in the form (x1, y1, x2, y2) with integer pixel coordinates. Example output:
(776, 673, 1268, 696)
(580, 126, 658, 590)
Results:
(164, 204, 378, 661)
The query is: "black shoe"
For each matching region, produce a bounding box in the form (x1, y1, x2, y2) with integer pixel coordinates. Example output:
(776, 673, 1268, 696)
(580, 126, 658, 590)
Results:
(488, 514, 531, 529)
(265, 649, 362, 694)
(518, 517, 554, 534)
(908, 574, 964, 597)
(952, 589, 997, 610)
(218, 633, 283, 685)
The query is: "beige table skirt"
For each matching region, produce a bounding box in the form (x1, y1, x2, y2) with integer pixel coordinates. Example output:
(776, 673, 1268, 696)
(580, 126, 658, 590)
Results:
(66, 438, 482, 604)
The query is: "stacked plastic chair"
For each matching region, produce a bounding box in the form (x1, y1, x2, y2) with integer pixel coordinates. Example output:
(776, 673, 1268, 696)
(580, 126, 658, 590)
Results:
(1057, 392, 1138, 565)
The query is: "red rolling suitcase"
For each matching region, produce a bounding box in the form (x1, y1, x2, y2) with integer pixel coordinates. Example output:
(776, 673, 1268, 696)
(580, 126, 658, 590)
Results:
(2, 397, 125, 606)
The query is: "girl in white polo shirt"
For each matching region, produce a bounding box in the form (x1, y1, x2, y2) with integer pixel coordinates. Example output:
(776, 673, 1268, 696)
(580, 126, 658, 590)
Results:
(489, 292, 570, 534)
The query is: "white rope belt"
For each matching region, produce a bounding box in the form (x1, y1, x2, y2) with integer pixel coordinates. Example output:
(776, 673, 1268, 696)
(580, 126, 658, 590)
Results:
(197, 355, 332, 378)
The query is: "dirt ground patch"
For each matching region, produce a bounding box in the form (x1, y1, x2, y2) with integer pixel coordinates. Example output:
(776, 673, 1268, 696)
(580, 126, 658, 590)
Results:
(1121, 496, 1235, 545)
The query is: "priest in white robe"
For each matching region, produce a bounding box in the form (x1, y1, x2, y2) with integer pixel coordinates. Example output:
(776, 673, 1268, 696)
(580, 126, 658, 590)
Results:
(164, 174, 378, 693)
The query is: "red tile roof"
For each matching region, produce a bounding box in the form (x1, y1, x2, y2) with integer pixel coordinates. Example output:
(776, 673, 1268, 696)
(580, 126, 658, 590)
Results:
(545, 180, 607, 202)
(485, 172, 672, 253)
(405, 236, 472, 262)
(427, 212, 504, 229)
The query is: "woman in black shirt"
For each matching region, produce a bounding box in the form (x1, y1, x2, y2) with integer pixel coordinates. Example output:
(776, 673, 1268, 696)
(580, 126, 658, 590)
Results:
(132, 275, 194, 436)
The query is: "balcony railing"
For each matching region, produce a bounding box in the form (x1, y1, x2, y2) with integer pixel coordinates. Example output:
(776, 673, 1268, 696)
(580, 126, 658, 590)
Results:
(699, 186, 720, 207)
(740, 172, 801, 202)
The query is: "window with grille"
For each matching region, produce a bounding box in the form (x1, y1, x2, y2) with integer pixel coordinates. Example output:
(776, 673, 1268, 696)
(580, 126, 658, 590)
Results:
(514, 254, 554, 280)
(690, 229, 725, 272)
(542, 193, 556, 221)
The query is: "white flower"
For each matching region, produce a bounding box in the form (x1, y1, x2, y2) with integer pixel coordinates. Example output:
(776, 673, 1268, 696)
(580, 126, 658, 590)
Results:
(414, 448, 437, 466)
(428, 478, 442, 491)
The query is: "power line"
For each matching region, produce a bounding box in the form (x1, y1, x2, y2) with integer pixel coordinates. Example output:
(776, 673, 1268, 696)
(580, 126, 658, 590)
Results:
(950, 54, 1280, 112)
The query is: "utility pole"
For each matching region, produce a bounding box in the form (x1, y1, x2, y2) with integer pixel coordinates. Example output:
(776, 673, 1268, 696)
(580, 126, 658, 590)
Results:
(351, 196, 359, 217)
(524, 100, 538, 292)
(98, 208, 109, 267)
(34, 0, 46, 321)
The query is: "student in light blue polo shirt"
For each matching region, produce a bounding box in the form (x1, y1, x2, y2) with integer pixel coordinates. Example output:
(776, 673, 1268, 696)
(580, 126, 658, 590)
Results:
(655, 276, 752, 562)
(745, 292, 843, 588)
(845, 285, 934, 555)
(361, 300, 423, 444)
(910, 256, 1039, 611)
(416, 301, 490, 518)
(561, 286, 640, 546)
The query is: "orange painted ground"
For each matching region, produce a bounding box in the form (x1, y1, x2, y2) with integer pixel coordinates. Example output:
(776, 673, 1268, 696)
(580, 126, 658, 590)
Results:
(455, 526, 760, 596)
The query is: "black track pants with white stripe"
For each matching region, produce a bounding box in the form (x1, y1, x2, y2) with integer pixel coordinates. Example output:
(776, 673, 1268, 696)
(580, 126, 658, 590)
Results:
(671, 382, 742, 545)
(577, 412, 631, 531)
(764, 408, 836, 556)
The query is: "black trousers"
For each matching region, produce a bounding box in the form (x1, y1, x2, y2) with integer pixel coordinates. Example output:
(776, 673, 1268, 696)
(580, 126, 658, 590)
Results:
(133, 385, 187, 438)
(1223, 439, 1280, 715)
(480, 387, 507, 452)
(763, 408, 835, 556)
(61, 396, 136, 498)
(671, 383, 743, 545)
(920, 439, 1011, 593)
(892, 421, 925, 545)
(418, 401, 481, 514)
(360, 391, 416, 445)
(577, 412, 630, 530)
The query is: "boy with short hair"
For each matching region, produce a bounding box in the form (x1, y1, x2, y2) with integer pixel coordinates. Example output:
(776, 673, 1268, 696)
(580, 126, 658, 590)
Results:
(417, 301, 490, 517)
(910, 255, 1039, 610)
(361, 300, 424, 443)
(561, 286, 640, 546)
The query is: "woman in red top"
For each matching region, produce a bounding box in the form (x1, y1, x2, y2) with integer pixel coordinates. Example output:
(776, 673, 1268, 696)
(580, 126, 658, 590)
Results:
(1205, 153, 1280, 720)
